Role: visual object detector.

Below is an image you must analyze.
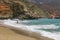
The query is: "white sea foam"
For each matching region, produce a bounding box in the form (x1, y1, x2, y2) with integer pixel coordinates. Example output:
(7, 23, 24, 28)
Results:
(39, 30, 60, 40)
(2, 19, 60, 40)
(27, 24, 59, 29)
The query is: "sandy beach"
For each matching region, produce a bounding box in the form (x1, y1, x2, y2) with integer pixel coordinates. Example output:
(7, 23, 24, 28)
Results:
(0, 24, 37, 40)
(0, 24, 54, 40)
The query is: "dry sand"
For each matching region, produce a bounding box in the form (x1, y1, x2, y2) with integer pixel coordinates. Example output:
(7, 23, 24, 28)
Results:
(0, 24, 54, 40)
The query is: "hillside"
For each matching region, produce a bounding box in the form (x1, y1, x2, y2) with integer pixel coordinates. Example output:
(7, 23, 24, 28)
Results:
(0, 0, 60, 19)
(0, 0, 47, 19)
(27, 0, 60, 19)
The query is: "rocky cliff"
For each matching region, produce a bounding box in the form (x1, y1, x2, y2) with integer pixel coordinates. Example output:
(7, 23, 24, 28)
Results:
(0, 0, 46, 19)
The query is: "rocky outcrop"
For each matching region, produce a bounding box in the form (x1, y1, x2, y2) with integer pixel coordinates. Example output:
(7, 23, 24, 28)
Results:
(0, 0, 46, 19)
(0, 1, 12, 18)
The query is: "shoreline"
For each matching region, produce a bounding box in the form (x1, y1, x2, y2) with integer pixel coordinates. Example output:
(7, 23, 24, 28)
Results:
(11, 29, 54, 40)
(0, 20, 54, 40)
(0, 24, 54, 40)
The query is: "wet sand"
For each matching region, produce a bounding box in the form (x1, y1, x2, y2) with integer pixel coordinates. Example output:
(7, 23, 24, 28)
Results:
(0, 24, 54, 40)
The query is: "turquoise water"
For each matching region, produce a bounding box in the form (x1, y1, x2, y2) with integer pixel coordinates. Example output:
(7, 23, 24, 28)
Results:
(24, 19, 60, 25)
(23, 19, 60, 32)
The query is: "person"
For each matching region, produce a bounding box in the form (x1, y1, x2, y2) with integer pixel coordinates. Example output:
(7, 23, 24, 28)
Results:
(17, 20, 18, 24)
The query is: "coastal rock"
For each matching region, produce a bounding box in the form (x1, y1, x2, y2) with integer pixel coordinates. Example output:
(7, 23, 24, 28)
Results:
(0, 0, 46, 19)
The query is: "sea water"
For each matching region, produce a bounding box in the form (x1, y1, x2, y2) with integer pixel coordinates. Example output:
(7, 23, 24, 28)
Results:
(3, 19, 60, 40)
